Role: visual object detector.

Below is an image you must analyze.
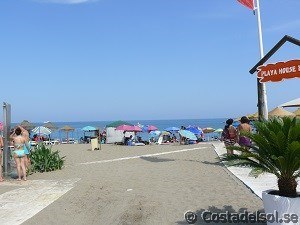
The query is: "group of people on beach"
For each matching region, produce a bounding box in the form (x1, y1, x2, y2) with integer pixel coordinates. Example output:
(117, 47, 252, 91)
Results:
(0, 126, 31, 182)
(221, 116, 252, 155)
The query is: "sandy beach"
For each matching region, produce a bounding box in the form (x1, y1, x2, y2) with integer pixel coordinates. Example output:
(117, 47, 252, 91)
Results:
(0, 143, 263, 225)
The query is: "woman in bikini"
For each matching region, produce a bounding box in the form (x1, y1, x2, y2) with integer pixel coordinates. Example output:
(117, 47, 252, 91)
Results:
(11, 127, 29, 181)
(237, 116, 252, 150)
(18, 126, 31, 168)
(221, 119, 237, 155)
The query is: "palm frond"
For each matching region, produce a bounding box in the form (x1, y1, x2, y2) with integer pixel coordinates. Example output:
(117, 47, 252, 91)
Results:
(221, 117, 300, 182)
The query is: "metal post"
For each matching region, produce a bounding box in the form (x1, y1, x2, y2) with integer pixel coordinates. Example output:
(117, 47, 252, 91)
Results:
(256, 0, 268, 121)
(3, 102, 11, 176)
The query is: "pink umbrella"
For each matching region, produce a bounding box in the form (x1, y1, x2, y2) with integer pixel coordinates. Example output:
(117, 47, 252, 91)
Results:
(132, 125, 142, 132)
(116, 125, 134, 131)
(116, 125, 142, 132)
(0, 122, 3, 131)
(143, 125, 158, 133)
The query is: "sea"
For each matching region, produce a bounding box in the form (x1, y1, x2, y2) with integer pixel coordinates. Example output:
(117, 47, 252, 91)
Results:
(12, 118, 233, 141)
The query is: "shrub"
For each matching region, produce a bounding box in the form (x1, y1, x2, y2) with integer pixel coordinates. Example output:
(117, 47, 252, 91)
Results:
(29, 144, 65, 174)
(221, 117, 300, 197)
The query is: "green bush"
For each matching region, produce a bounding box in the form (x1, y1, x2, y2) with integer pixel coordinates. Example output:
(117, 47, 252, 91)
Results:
(29, 144, 65, 174)
(221, 117, 300, 197)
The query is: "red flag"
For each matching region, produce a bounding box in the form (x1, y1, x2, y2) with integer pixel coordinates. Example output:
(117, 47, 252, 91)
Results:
(237, 0, 254, 10)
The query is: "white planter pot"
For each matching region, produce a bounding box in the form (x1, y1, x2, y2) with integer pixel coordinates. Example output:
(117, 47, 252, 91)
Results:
(262, 190, 300, 225)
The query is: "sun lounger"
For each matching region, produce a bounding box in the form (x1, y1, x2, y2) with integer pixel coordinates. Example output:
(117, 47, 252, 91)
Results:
(133, 143, 145, 146)
(29, 141, 37, 146)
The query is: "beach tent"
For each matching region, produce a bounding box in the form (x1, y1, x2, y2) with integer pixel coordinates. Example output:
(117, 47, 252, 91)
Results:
(268, 107, 295, 118)
(280, 98, 300, 108)
(19, 120, 35, 131)
(43, 122, 58, 131)
(105, 121, 134, 144)
(106, 120, 133, 128)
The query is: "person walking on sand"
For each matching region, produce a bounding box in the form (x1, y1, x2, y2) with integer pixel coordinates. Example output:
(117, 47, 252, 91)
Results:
(237, 116, 252, 150)
(11, 127, 29, 181)
(0, 135, 4, 182)
(221, 119, 237, 155)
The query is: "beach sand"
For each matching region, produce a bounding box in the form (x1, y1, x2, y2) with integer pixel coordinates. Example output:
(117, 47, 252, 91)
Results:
(1, 143, 263, 225)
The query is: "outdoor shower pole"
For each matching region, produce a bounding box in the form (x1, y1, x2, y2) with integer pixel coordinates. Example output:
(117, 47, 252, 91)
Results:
(3, 102, 12, 176)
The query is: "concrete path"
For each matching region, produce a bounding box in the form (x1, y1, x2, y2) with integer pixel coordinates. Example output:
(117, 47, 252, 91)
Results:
(0, 179, 79, 225)
(213, 142, 300, 199)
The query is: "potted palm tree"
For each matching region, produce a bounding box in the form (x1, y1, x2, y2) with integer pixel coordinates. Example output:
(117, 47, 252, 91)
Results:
(221, 117, 300, 225)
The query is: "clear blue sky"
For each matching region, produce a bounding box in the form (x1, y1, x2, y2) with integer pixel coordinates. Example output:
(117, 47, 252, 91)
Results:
(1, 0, 299, 122)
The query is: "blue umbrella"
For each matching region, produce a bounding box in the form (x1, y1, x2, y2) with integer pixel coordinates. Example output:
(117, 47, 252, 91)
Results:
(165, 127, 180, 132)
(82, 126, 97, 132)
(149, 130, 161, 136)
(186, 127, 203, 135)
(179, 130, 197, 141)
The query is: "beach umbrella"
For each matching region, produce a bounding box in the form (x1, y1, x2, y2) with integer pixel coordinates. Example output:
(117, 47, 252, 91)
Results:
(186, 126, 203, 135)
(149, 130, 161, 137)
(203, 127, 215, 133)
(132, 125, 142, 132)
(0, 122, 3, 131)
(19, 120, 35, 131)
(179, 130, 197, 141)
(116, 125, 142, 132)
(43, 122, 58, 131)
(214, 128, 223, 133)
(248, 112, 259, 120)
(106, 120, 133, 128)
(116, 124, 134, 132)
(268, 107, 295, 118)
(280, 98, 300, 108)
(161, 131, 170, 135)
(60, 125, 75, 143)
(294, 108, 300, 117)
(142, 125, 158, 133)
(32, 126, 52, 135)
(82, 126, 97, 132)
(165, 127, 180, 132)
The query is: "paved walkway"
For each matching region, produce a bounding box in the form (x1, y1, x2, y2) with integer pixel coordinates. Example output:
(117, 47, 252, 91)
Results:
(213, 142, 300, 199)
(0, 179, 80, 225)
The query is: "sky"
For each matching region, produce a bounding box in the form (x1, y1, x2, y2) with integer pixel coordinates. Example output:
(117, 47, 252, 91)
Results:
(0, 0, 299, 123)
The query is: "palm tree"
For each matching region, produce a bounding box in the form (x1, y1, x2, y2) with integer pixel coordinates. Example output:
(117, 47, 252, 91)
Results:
(221, 117, 300, 197)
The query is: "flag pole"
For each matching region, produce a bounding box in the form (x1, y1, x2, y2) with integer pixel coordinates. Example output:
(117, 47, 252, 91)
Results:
(255, 0, 268, 120)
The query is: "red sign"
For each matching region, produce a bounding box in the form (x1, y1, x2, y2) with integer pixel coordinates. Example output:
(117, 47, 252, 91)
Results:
(257, 59, 300, 83)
